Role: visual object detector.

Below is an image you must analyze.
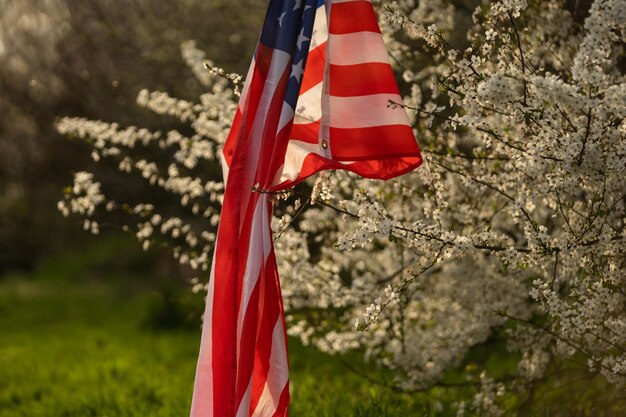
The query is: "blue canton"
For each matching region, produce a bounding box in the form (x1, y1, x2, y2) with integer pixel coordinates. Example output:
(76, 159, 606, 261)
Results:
(260, 0, 322, 109)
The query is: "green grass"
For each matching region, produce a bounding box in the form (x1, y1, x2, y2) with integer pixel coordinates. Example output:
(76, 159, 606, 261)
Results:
(0, 278, 445, 416)
(2, 242, 623, 416)
(0, 245, 439, 417)
(0, 278, 198, 417)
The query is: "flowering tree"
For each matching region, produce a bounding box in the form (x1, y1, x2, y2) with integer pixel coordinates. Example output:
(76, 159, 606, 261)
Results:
(58, 0, 625, 414)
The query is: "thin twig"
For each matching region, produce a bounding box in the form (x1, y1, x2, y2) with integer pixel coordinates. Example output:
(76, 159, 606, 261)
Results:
(273, 197, 311, 243)
(497, 311, 626, 377)
(358, 243, 448, 330)
(507, 11, 528, 106)
(576, 109, 593, 166)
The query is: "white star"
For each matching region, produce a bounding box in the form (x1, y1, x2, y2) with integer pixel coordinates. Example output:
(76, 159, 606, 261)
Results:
(293, 0, 302, 11)
(278, 11, 286, 27)
(291, 60, 304, 83)
(296, 28, 310, 50)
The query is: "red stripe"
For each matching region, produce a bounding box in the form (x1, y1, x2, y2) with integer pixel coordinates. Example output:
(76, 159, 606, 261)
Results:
(223, 44, 274, 166)
(234, 255, 263, 409)
(232, 53, 293, 412)
(248, 249, 284, 414)
(210, 40, 288, 417)
(271, 384, 290, 417)
(255, 43, 276, 83)
(271, 152, 326, 192)
(242, 44, 275, 151)
(329, 124, 419, 159)
(271, 151, 423, 193)
(329, 1, 381, 34)
(268, 117, 298, 188)
(255, 65, 293, 188)
(343, 155, 423, 180)
(231, 68, 286, 349)
(290, 122, 320, 144)
(234, 177, 266, 314)
(210, 148, 264, 417)
(300, 44, 326, 94)
(223, 109, 242, 166)
(211, 168, 245, 417)
(236, 54, 291, 266)
(329, 63, 399, 96)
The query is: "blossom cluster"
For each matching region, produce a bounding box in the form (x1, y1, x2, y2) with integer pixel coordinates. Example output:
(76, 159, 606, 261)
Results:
(57, 41, 235, 279)
(58, 1, 626, 414)
(278, 0, 626, 413)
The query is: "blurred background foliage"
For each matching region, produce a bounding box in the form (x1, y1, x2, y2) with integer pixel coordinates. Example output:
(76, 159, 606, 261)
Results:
(0, 2, 262, 411)
(0, 0, 264, 273)
(1, 1, 623, 416)
(0, 1, 258, 414)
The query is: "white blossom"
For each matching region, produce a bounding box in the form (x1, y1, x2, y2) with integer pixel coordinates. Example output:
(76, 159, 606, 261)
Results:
(58, 1, 626, 410)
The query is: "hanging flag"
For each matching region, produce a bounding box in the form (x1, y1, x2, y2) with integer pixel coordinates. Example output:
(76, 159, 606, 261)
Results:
(190, 1, 422, 416)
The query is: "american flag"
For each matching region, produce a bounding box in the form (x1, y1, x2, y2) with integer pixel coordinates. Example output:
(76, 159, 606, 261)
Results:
(190, 0, 422, 416)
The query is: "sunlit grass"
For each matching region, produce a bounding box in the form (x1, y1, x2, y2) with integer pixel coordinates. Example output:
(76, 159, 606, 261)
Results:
(1, 242, 622, 416)
(0, 246, 440, 417)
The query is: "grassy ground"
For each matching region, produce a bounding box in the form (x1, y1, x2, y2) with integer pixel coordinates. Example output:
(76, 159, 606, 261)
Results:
(1, 240, 623, 416)
(0, 242, 439, 417)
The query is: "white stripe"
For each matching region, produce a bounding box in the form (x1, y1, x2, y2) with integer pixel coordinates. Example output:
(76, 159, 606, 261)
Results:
(294, 82, 323, 125)
(238, 55, 257, 111)
(190, 236, 218, 417)
(328, 32, 389, 66)
(309, 4, 328, 51)
(236, 377, 254, 417)
(251, 318, 289, 417)
(239, 50, 291, 227)
(236, 196, 271, 364)
(329, 94, 410, 128)
(278, 103, 295, 133)
(281, 140, 319, 182)
(219, 147, 230, 188)
(320, 1, 332, 159)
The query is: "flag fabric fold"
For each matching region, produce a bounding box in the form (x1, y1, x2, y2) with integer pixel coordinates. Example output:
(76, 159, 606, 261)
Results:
(191, 1, 422, 416)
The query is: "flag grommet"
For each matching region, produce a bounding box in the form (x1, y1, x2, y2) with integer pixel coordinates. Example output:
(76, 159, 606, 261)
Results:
(321, 139, 328, 149)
